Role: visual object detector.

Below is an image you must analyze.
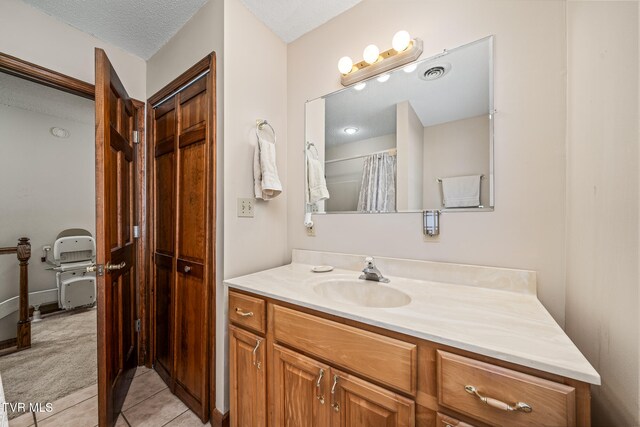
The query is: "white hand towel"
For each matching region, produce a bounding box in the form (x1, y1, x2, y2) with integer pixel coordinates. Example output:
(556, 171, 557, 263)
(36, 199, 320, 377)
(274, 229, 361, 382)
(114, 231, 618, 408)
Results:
(306, 148, 330, 204)
(441, 175, 481, 208)
(253, 137, 282, 200)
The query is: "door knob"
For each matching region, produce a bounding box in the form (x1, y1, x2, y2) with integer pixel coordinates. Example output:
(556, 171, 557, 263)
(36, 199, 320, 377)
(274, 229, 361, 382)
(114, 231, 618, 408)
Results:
(105, 261, 126, 272)
(184, 265, 192, 273)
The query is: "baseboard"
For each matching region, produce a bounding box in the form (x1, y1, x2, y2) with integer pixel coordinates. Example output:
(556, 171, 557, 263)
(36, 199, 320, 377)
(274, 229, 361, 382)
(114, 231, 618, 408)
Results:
(0, 337, 17, 351)
(211, 408, 229, 427)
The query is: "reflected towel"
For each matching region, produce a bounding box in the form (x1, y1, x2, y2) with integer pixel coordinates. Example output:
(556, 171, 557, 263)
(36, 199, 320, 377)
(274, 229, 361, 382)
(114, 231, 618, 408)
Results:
(441, 175, 481, 208)
(253, 137, 282, 200)
(306, 148, 330, 204)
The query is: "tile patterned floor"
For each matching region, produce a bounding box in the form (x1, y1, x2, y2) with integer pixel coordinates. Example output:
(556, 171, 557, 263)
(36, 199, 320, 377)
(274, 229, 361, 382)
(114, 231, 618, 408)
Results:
(9, 367, 210, 427)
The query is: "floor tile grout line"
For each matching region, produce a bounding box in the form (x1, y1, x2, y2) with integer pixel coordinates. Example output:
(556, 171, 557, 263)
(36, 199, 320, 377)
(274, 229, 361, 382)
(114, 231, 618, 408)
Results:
(121, 411, 132, 426)
(35, 384, 99, 422)
(159, 408, 189, 427)
(122, 385, 168, 413)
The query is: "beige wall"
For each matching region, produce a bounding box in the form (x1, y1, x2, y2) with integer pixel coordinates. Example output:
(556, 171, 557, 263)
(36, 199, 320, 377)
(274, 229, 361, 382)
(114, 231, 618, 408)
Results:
(287, 0, 568, 324)
(396, 101, 424, 211)
(565, 1, 640, 425)
(0, 0, 146, 100)
(423, 115, 491, 208)
(222, 0, 288, 411)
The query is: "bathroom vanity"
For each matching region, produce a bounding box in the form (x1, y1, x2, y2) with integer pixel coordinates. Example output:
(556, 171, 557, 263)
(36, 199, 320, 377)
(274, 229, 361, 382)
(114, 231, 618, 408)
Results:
(225, 250, 599, 427)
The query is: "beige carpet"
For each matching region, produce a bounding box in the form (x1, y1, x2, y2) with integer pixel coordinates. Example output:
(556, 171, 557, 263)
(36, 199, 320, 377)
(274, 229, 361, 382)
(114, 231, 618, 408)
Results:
(0, 308, 97, 418)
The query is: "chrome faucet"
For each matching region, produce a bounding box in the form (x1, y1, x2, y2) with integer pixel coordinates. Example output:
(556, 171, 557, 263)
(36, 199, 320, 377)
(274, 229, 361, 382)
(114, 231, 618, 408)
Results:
(359, 257, 390, 283)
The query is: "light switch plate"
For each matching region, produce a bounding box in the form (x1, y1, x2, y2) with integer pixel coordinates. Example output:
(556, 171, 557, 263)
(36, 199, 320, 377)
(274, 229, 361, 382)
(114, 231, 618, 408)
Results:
(237, 198, 254, 217)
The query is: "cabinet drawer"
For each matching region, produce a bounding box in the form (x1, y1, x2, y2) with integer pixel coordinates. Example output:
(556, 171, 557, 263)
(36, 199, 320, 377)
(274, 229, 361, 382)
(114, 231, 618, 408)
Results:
(437, 351, 576, 427)
(273, 305, 416, 394)
(228, 291, 266, 334)
(436, 413, 476, 427)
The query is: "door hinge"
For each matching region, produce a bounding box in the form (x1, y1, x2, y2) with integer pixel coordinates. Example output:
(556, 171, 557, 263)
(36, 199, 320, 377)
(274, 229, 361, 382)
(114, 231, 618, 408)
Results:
(135, 319, 141, 333)
(133, 130, 140, 144)
(133, 225, 140, 238)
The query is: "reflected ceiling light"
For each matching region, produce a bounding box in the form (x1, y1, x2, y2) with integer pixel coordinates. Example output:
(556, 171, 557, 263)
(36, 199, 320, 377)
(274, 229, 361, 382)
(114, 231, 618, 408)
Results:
(338, 56, 354, 75)
(354, 82, 367, 91)
(50, 127, 70, 138)
(403, 63, 418, 73)
(392, 30, 412, 53)
(377, 73, 391, 83)
(344, 127, 359, 135)
(338, 30, 423, 87)
(363, 44, 380, 65)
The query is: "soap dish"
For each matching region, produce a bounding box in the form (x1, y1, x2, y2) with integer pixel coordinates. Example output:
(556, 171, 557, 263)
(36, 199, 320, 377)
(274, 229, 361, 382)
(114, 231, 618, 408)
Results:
(311, 265, 334, 273)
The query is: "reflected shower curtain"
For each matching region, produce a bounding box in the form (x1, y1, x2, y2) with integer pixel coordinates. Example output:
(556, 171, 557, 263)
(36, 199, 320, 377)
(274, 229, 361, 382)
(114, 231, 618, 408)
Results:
(357, 153, 396, 213)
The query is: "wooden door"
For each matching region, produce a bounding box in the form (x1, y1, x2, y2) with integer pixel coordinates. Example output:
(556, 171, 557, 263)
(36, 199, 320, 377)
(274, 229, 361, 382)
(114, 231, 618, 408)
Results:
(272, 344, 331, 427)
(149, 55, 215, 422)
(152, 95, 177, 386)
(330, 369, 415, 427)
(230, 326, 266, 427)
(95, 48, 139, 427)
(173, 74, 211, 419)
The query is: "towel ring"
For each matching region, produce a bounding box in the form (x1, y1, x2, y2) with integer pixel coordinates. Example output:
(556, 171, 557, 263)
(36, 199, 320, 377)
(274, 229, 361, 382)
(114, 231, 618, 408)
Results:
(256, 119, 276, 144)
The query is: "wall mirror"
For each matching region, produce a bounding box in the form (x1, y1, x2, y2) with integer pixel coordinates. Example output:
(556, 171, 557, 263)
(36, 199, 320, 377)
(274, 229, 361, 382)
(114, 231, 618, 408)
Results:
(305, 36, 494, 214)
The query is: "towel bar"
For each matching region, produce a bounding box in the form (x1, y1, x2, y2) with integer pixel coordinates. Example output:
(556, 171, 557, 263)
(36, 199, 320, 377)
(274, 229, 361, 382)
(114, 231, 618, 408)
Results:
(436, 174, 485, 183)
(256, 119, 276, 143)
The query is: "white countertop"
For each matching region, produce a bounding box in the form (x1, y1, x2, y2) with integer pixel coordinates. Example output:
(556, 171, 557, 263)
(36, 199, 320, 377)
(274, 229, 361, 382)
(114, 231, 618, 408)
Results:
(225, 252, 600, 385)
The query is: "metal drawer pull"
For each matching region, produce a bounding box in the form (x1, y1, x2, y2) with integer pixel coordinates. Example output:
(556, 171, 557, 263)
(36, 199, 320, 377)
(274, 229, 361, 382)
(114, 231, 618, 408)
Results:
(235, 308, 254, 317)
(464, 385, 532, 413)
(252, 339, 262, 369)
(183, 265, 191, 273)
(316, 369, 325, 404)
(330, 375, 340, 412)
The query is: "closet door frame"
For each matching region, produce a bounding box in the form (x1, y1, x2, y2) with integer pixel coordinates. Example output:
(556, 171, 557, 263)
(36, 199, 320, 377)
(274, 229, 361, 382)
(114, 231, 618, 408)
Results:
(147, 53, 217, 421)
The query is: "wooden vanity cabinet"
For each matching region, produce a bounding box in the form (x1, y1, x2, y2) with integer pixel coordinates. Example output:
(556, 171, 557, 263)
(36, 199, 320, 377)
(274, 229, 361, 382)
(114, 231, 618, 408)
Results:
(229, 325, 267, 427)
(227, 289, 592, 427)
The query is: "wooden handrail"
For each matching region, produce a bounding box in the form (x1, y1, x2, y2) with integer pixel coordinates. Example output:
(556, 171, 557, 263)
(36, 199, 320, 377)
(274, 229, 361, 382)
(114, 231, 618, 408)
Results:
(0, 247, 17, 255)
(0, 238, 31, 352)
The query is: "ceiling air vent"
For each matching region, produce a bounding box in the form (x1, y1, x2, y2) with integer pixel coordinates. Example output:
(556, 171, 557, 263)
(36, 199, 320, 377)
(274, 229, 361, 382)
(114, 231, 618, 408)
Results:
(420, 63, 451, 81)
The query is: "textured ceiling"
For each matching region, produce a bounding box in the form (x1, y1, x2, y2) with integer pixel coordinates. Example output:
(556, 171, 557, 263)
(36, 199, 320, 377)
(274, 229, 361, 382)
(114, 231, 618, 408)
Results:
(21, 0, 208, 59)
(240, 0, 363, 43)
(0, 72, 94, 124)
(322, 37, 492, 146)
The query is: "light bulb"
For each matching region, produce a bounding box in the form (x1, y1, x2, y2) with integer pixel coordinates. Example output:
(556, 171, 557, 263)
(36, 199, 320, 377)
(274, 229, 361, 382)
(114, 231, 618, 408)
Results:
(354, 82, 366, 91)
(363, 44, 380, 65)
(344, 127, 359, 135)
(338, 56, 354, 74)
(392, 30, 412, 53)
(403, 63, 418, 73)
(377, 74, 390, 83)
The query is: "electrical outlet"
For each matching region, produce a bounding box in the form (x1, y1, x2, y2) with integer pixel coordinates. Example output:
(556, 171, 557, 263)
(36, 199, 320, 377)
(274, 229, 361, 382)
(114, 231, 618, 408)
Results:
(237, 198, 254, 217)
(306, 224, 316, 237)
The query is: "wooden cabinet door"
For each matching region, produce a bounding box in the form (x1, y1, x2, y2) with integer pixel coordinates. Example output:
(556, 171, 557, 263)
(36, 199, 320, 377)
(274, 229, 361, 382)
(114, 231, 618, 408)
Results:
(230, 326, 266, 427)
(173, 75, 211, 420)
(272, 344, 331, 427)
(330, 369, 415, 427)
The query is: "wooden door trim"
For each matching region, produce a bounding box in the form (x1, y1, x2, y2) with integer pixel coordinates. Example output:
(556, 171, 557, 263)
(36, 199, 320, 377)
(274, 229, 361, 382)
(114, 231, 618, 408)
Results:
(0, 52, 94, 99)
(147, 52, 217, 421)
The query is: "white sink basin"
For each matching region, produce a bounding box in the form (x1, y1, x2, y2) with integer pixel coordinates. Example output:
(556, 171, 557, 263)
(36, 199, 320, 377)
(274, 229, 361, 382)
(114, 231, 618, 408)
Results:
(313, 279, 411, 308)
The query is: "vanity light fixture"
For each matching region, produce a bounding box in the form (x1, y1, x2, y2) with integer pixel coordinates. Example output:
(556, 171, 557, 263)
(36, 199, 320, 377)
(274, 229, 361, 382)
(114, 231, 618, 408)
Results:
(344, 127, 359, 135)
(338, 30, 423, 87)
